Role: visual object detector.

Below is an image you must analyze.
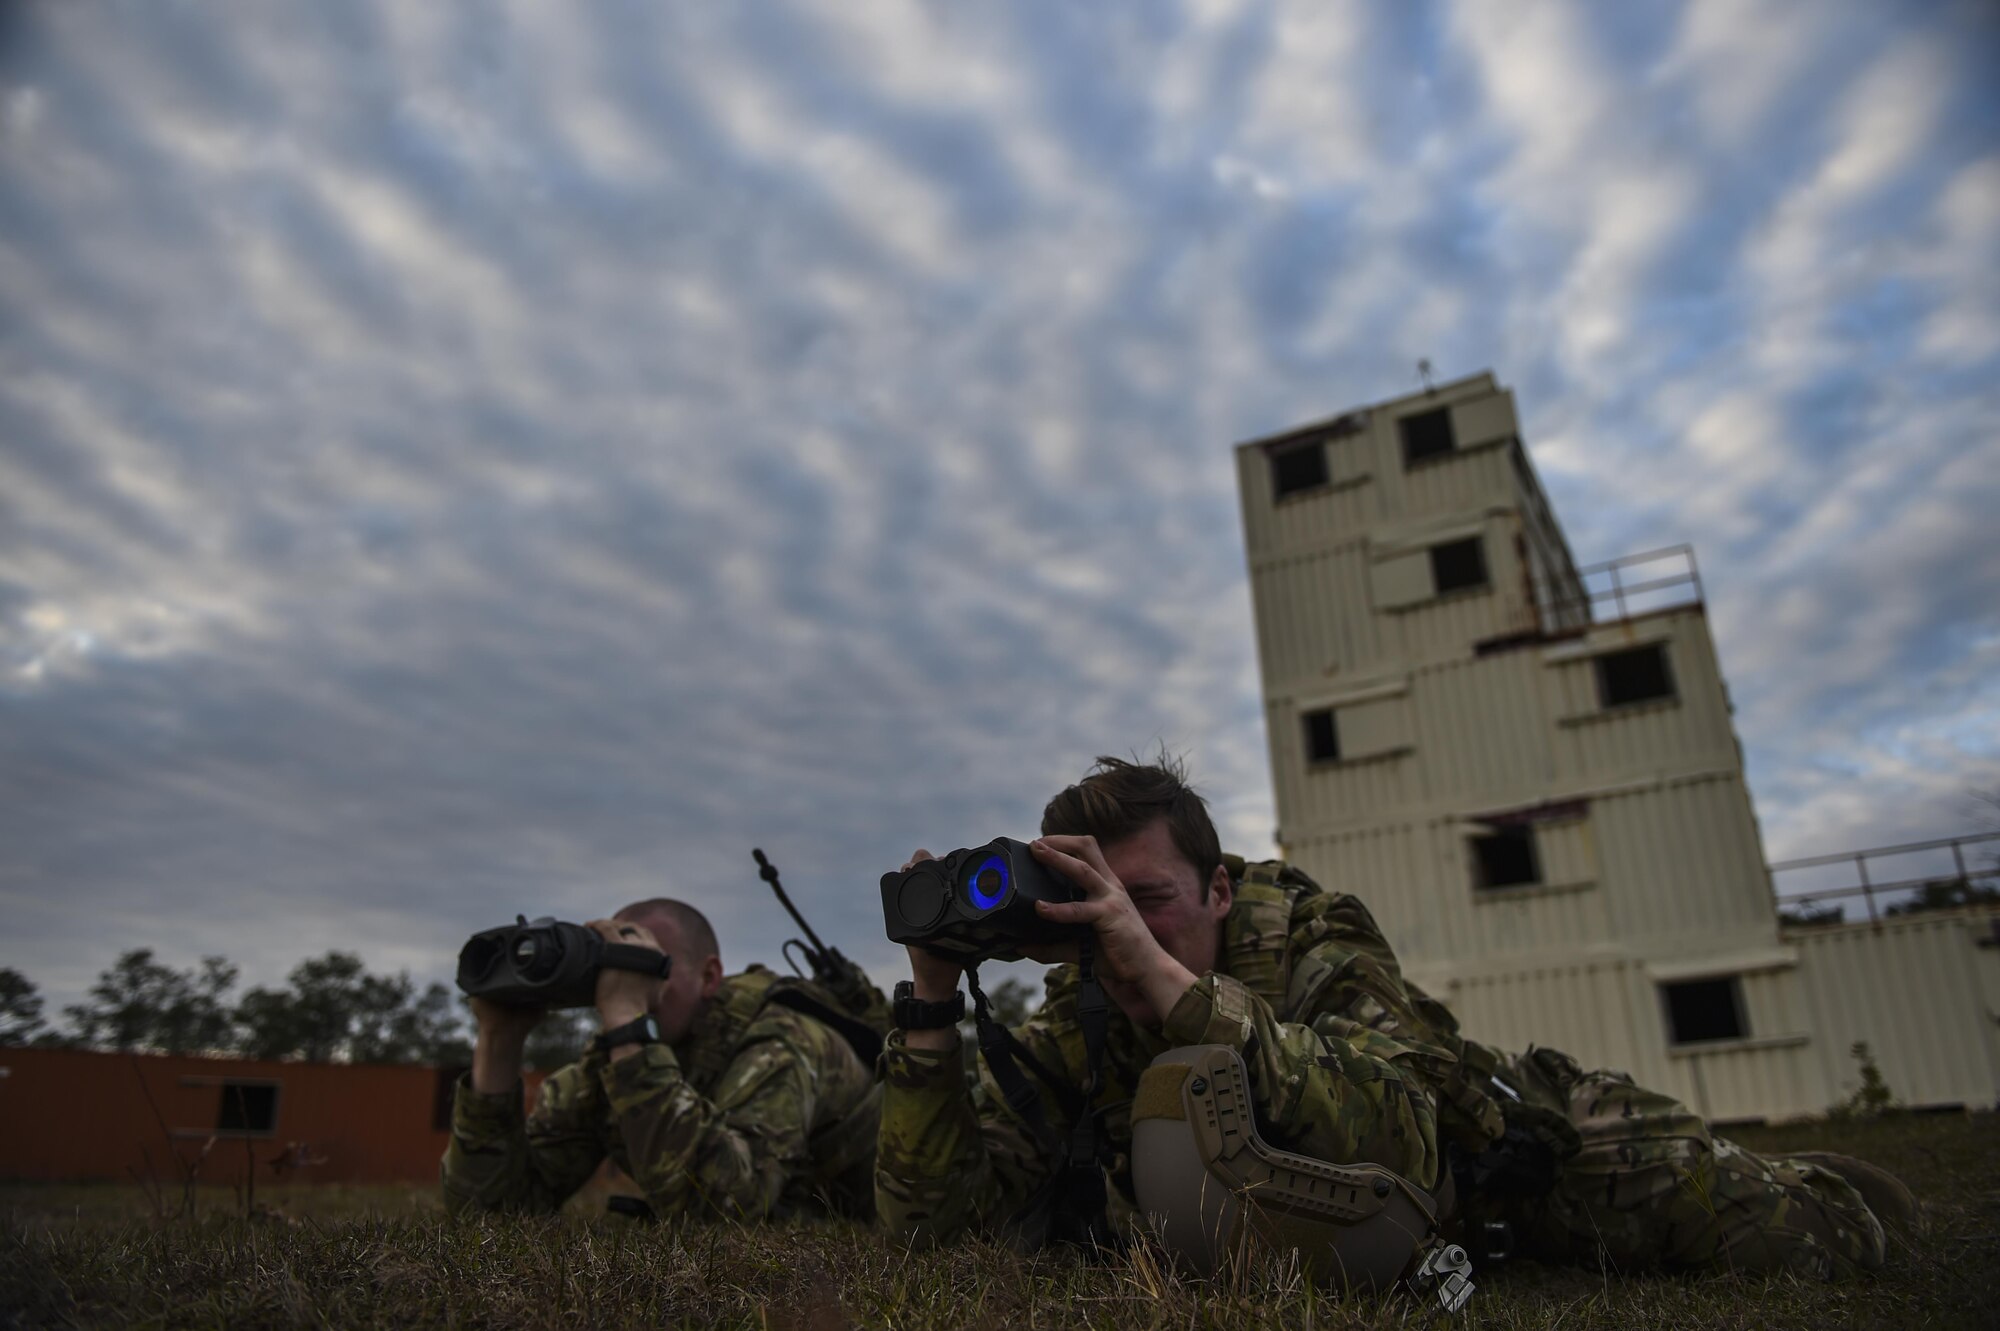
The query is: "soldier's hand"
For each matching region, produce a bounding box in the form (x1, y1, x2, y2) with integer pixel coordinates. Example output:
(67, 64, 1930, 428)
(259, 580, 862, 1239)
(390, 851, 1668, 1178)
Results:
(906, 944, 965, 1001)
(899, 849, 967, 1000)
(897, 849, 967, 1051)
(1026, 834, 1196, 1026)
(470, 996, 545, 1049)
(469, 998, 545, 1094)
(587, 918, 667, 1027)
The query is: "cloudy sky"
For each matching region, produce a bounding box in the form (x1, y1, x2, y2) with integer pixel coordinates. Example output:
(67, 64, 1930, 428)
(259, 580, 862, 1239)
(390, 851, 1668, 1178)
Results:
(3, 0, 1997, 1010)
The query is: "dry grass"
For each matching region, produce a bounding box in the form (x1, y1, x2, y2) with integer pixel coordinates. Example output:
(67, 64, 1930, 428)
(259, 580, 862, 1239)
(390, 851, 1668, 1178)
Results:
(3, 1112, 1993, 1330)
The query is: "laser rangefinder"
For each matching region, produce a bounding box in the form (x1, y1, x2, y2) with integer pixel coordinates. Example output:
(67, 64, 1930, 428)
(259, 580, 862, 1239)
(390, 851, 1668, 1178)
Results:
(455, 915, 672, 1009)
(880, 838, 1086, 963)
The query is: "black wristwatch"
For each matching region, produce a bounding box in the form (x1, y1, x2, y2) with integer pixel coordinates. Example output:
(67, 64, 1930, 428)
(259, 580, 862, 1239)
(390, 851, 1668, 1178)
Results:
(593, 1013, 661, 1053)
(893, 981, 965, 1030)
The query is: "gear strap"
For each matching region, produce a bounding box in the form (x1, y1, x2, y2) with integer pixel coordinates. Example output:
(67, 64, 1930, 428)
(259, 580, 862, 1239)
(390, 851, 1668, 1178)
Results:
(966, 965, 1059, 1152)
(600, 943, 673, 977)
(765, 985, 884, 1066)
(1060, 936, 1113, 1247)
(965, 941, 1114, 1249)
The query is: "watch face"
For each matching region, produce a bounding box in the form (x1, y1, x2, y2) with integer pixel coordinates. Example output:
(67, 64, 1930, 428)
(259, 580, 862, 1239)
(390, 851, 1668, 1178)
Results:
(640, 1016, 660, 1042)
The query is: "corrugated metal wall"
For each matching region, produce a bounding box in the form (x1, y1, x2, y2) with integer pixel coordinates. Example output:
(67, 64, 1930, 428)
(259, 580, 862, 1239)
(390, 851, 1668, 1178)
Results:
(1250, 476, 1380, 556)
(1249, 532, 1537, 687)
(1295, 784, 1773, 972)
(1249, 540, 1383, 687)
(1297, 816, 1611, 965)
(1543, 619, 1740, 781)
(1440, 961, 1645, 1073)
(1397, 443, 1516, 526)
(1592, 775, 1776, 947)
(1435, 960, 1820, 1122)
(1791, 916, 2000, 1111)
(1423, 919, 2000, 1121)
(1407, 648, 1553, 802)
(1268, 605, 1741, 824)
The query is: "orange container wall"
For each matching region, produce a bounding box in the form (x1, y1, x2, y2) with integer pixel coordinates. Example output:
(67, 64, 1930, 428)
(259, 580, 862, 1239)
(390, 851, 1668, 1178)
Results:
(0, 1046, 548, 1185)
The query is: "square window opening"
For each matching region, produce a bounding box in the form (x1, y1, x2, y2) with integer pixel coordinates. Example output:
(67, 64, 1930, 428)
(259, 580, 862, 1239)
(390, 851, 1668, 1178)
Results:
(1399, 408, 1455, 466)
(1662, 978, 1746, 1045)
(1430, 537, 1489, 594)
(1472, 827, 1541, 889)
(1596, 644, 1675, 708)
(1302, 708, 1340, 764)
(216, 1081, 279, 1134)
(1270, 441, 1330, 500)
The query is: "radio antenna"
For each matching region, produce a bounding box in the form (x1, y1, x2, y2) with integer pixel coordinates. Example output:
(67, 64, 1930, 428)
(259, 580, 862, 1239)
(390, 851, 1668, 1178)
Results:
(752, 848, 829, 957)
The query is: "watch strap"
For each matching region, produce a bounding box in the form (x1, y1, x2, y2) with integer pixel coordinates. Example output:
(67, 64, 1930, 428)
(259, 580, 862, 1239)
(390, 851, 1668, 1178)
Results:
(893, 980, 966, 1031)
(593, 1015, 659, 1053)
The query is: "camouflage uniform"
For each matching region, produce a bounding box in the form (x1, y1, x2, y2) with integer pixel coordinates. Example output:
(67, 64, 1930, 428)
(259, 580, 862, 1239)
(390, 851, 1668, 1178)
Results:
(443, 966, 880, 1222)
(1455, 1043, 1886, 1278)
(878, 858, 1888, 1278)
(876, 857, 1463, 1245)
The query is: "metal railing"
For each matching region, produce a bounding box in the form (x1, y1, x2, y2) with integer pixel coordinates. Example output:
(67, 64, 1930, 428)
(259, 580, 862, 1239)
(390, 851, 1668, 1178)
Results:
(1770, 831, 2000, 926)
(1536, 544, 1704, 628)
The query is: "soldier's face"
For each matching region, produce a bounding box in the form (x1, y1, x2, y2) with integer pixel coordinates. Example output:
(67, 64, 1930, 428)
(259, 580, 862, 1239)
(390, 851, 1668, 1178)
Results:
(1101, 817, 1234, 985)
(626, 913, 723, 1045)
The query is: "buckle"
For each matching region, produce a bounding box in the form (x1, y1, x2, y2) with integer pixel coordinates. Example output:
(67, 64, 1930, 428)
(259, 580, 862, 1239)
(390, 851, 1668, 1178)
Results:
(1411, 1242, 1475, 1314)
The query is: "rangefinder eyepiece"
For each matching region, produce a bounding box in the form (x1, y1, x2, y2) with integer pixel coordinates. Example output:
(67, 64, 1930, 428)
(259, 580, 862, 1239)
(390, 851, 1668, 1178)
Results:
(880, 838, 1085, 963)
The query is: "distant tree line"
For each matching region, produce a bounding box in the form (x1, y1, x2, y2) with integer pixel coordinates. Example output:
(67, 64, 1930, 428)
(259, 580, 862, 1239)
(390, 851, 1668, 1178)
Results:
(0, 952, 593, 1070)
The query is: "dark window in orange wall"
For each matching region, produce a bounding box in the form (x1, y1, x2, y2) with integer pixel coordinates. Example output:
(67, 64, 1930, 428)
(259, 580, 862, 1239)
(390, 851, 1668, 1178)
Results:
(216, 1081, 278, 1134)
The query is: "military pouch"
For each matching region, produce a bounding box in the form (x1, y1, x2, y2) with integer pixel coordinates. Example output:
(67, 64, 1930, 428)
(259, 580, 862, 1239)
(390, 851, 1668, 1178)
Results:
(1506, 1047, 1586, 1163)
(1458, 1125, 1563, 1200)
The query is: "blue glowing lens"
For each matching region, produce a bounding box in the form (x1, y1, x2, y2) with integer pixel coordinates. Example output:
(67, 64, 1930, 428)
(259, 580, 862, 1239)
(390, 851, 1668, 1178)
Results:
(966, 855, 1008, 911)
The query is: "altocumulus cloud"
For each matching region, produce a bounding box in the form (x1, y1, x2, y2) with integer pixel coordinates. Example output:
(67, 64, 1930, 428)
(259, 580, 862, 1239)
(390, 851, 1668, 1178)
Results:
(1, 0, 1996, 1008)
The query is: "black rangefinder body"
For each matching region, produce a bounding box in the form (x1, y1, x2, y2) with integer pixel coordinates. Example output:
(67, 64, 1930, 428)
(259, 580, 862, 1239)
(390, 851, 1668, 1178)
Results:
(456, 916, 671, 1009)
(881, 838, 1085, 964)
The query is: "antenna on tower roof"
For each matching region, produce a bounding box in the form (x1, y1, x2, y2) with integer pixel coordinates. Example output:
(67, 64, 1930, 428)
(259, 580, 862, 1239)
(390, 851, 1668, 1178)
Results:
(1417, 358, 1436, 392)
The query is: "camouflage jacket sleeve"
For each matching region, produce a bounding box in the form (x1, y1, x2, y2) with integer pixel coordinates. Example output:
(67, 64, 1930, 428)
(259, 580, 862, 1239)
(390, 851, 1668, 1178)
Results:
(1162, 972, 1444, 1190)
(601, 1006, 839, 1221)
(440, 1059, 610, 1216)
(1282, 886, 1506, 1152)
(873, 1027, 1063, 1245)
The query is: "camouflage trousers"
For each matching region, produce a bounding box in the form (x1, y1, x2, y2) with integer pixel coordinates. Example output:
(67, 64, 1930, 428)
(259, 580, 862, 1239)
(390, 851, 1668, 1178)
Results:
(1459, 1048, 1887, 1280)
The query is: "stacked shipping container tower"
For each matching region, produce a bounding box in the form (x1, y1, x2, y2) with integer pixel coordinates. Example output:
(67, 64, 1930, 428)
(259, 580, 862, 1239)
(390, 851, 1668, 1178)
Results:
(1235, 371, 2000, 1121)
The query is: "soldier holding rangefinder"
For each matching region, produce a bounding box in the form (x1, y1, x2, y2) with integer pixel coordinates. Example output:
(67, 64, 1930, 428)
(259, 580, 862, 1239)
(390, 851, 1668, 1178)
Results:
(874, 756, 1911, 1309)
(442, 893, 883, 1224)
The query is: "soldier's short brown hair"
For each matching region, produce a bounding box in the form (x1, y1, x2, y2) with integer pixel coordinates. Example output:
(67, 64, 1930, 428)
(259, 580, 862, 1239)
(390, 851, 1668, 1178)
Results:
(1040, 754, 1224, 899)
(616, 898, 719, 962)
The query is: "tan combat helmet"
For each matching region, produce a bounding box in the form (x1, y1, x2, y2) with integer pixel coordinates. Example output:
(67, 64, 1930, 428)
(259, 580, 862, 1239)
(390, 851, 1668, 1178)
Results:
(1130, 1045, 1474, 1312)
